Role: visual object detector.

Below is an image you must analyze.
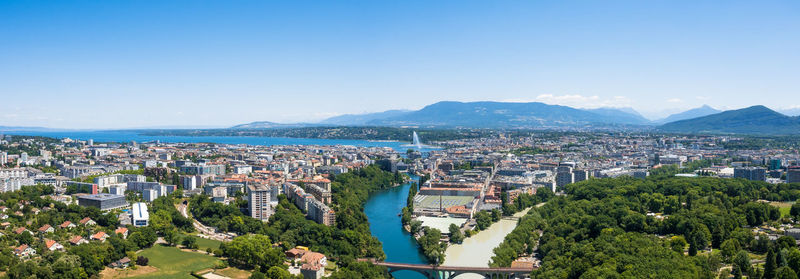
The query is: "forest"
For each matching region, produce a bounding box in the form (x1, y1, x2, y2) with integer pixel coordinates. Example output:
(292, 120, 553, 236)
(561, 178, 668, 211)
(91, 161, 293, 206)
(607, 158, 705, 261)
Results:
(491, 175, 800, 279)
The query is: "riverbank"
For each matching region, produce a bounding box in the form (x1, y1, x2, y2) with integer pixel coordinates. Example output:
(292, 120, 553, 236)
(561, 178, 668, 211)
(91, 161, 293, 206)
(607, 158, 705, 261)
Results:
(443, 207, 532, 269)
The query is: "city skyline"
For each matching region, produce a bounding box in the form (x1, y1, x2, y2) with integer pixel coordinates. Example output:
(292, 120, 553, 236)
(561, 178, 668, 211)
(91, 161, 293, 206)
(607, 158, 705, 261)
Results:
(2, 0, 799, 129)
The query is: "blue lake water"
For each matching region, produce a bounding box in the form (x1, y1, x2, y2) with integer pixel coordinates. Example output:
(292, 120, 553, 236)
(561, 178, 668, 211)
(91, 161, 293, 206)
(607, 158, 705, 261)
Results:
(2, 130, 440, 152)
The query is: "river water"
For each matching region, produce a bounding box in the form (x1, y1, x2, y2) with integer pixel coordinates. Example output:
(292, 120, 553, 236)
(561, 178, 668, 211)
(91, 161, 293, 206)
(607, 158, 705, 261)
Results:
(442, 208, 532, 278)
(364, 174, 427, 279)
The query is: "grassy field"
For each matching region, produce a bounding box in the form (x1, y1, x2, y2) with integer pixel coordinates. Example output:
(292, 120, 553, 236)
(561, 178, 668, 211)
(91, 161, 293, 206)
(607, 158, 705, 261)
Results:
(213, 267, 251, 279)
(770, 202, 794, 217)
(184, 234, 223, 251)
(132, 244, 221, 279)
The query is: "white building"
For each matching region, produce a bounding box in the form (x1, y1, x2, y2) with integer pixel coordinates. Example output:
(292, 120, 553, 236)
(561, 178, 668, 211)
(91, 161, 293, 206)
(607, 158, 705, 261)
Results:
(131, 203, 149, 227)
(142, 189, 158, 202)
(234, 165, 253, 175)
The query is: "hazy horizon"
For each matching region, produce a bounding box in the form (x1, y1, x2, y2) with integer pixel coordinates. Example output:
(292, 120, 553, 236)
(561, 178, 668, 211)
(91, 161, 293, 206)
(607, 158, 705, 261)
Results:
(2, 1, 799, 129)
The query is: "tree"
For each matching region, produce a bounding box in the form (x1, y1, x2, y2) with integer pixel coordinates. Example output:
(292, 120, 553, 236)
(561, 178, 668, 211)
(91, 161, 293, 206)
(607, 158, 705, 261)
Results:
(182, 235, 199, 250)
(790, 201, 800, 221)
(221, 234, 284, 270)
(670, 236, 687, 254)
(129, 227, 158, 249)
(721, 239, 741, 262)
(733, 250, 752, 277)
(265, 266, 299, 279)
(151, 209, 173, 233)
(410, 220, 422, 235)
(163, 229, 179, 246)
(777, 266, 799, 279)
(475, 211, 492, 230)
(778, 236, 797, 251)
(449, 224, 464, 244)
(788, 248, 800, 276)
(417, 228, 446, 264)
(136, 256, 149, 266)
(768, 248, 779, 279)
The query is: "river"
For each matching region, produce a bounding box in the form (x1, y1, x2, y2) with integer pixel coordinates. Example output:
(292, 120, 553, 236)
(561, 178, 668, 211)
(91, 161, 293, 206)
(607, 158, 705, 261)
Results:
(442, 208, 532, 278)
(364, 174, 428, 279)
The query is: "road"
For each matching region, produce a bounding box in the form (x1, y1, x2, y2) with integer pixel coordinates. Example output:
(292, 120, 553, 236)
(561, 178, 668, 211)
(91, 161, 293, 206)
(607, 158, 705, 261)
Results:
(177, 201, 234, 242)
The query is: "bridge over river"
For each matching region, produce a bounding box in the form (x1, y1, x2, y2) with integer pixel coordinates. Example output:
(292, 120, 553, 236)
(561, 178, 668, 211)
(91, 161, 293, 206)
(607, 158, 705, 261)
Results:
(361, 260, 532, 279)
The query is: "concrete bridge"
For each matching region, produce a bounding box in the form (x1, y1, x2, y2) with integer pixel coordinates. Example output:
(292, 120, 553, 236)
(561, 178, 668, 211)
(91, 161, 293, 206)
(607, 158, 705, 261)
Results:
(365, 260, 532, 279)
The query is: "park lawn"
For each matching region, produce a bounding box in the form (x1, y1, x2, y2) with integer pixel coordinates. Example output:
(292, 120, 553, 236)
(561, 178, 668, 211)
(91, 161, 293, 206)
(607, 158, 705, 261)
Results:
(214, 267, 252, 279)
(181, 233, 223, 251)
(770, 202, 794, 217)
(194, 236, 222, 251)
(132, 244, 222, 279)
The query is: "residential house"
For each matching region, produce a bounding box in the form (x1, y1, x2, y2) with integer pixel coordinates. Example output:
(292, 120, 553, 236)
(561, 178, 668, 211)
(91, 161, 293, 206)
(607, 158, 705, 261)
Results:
(110, 257, 131, 269)
(79, 217, 96, 226)
(38, 224, 54, 234)
(91, 231, 108, 242)
(14, 227, 30, 235)
(299, 252, 327, 279)
(45, 239, 64, 251)
(14, 244, 36, 258)
(70, 235, 88, 245)
(60, 221, 76, 229)
(114, 227, 129, 239)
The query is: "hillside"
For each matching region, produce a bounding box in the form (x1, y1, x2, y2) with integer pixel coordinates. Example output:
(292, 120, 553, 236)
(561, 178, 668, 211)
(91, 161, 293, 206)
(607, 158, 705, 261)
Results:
(658, 105, 800, 134)
(319, 110, 411, 125)
(230, 121, 312, 129)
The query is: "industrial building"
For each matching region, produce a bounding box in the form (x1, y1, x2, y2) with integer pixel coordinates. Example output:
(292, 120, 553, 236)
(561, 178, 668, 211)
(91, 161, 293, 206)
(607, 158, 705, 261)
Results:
(77, 194, 128, 210)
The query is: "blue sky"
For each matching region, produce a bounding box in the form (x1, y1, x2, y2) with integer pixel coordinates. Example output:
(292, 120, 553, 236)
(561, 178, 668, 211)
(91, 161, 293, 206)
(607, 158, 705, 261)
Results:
(1, 0, 799, 129)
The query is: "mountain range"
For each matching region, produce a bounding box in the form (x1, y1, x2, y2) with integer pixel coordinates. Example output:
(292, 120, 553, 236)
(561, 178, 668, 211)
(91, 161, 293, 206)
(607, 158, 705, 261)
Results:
(7, 101, 796, 135)
(312, 102, 711, 128)
(234, 101, 794, 133)
(654, 105, 721, 124)
(658, 105, 800, 134)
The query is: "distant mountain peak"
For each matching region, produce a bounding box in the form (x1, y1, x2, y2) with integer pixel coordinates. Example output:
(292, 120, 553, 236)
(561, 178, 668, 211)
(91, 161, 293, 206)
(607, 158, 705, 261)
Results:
(659, 105, 800, 134)
(656, 105, 721, 124)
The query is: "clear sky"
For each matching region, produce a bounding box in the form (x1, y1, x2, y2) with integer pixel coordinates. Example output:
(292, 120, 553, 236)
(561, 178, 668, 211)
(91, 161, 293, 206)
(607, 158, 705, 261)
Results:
(1, 0, 799, 129)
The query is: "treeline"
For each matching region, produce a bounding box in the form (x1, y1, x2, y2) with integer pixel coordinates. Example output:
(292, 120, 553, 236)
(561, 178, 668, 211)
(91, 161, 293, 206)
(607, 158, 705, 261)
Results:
(490, 175, 800, 278)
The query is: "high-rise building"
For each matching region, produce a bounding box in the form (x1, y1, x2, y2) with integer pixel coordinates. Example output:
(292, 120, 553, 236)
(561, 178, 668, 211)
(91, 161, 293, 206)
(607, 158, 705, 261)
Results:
(769, 159, 783, 171)
(787, 167, 800, 184)
(555, 171, 574, 189)
(734, 167, 767, 181)
(633, 170, 649, 179)
(573, 169, 590, 183)
(247, 185, 279, 221)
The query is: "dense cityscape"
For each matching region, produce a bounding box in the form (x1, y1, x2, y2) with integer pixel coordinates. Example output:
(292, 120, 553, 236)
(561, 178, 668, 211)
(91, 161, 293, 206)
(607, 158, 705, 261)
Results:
(3, 1, 800, 278)
(0, 131, 799, 278)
